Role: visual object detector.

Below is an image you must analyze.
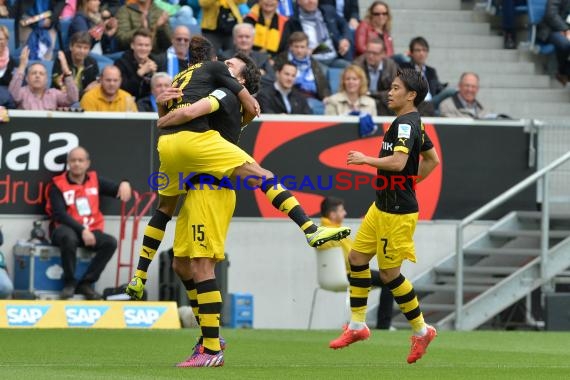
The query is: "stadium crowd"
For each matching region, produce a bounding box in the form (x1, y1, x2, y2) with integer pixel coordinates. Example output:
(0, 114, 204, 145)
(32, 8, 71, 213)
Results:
(0, 0, 566, 119)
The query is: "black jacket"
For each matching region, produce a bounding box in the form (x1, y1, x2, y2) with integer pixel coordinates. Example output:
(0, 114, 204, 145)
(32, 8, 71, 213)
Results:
(52, 51, 99, 97)
(319, 0, 359, 21)
(283, 4, 351, 59)
(257, 83, 312, 115)
(537, 0, 570, 42)
(114, 50, 166, 100)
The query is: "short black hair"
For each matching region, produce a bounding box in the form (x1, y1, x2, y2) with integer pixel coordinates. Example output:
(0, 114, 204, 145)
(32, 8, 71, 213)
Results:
(409, 36, 429, 52)
(396, 68, 428, 106)
(233, 51, 260, 94)
(320, 196, 345, 218)
(274, 60, 297, 73)
(189, 35, 216, 64)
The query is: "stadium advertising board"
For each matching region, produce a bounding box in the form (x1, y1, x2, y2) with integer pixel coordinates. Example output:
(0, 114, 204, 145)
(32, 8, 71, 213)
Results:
(0, 300, 180, 328)
(0, 115, 535, 219)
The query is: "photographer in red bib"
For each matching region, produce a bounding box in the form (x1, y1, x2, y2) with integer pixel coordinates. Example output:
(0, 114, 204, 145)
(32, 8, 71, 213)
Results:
(45, 146, 132, 300)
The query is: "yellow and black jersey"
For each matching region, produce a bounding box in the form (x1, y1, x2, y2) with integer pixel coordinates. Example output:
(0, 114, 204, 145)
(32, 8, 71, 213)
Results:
(375, 111, 433, 214)
(208, 87, 243, 145)
(163, 61, 244, 134)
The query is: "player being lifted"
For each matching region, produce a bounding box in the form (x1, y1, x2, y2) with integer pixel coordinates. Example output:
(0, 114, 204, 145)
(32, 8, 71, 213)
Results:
(126, 36, 350, 301)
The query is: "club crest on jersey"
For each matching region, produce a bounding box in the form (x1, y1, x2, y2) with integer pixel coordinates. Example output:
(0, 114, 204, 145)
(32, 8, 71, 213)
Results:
(211, 89, 227, 100)
(398, 123, 411, 138)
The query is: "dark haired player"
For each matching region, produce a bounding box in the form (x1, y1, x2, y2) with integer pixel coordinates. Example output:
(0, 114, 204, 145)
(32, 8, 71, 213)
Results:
(328, 69, 440, 364)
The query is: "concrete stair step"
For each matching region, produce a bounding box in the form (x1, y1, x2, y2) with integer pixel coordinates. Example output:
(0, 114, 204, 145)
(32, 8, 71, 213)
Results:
(396, 48, 520, 62)
(392, 21, 490, 35)
(418, 303, 456, 312)
(489, 229, 570, 239)
(439, 73, 551, 88)
(391, 0, 462, 10)
(463, 247, 541, 256)
(491, 102, 570, 118)
(437, 275, 503, 285)
(428, 61, 535, 75)
(478, 89, 570, 103)
(517, 211, 570, 221)
(396, 34, 503, 49)
(436, 266, 519, 275)
(392, 10, 478, 22)
(414, 283, 489, 293)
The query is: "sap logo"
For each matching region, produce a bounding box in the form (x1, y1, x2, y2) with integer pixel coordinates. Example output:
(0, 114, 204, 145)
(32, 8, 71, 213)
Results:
(123, 306, 167, 328)
(65, 306, 109, 327)
(382, 142, 393, 151)
(6, 305, 50, 326)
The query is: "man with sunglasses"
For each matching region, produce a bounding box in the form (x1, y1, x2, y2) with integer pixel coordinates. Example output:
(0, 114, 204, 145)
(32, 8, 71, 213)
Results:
(163, 25, 191, 78)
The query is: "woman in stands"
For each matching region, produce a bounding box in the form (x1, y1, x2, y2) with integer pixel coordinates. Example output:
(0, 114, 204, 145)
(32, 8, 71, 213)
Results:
(354, 1, 393, 58)
(325, 65, 377, 116)
(70, 0, 118, 55)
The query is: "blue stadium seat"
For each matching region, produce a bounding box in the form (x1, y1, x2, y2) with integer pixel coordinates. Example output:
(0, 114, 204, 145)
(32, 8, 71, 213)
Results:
(327, 67, 343, 94)
(89, 53, 114, 74)
(0, 18, 16, 53)
(27, 60, 54, 88)
(527, 0, 556, 55)
(189, 24, 202, 36)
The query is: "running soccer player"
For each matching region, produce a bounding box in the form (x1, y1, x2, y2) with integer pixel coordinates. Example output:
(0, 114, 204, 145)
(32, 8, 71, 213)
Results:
(328, 69, 440, 364)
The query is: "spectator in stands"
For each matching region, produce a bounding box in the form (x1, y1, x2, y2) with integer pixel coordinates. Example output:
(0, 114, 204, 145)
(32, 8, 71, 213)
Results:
(0, 227, 14, 299)
(400, 37, 451, 116)
(70, 0, 120, 55)
(46, 146, 132, 300)
(244, 0, 289, 56)
(16, 0, 60, 60)
(162, 25, 190, 79)
(136, 72, 171, 112)
(221, 23, 275, 85)
(154, 0, 198, 32)
(0, 25, 15, 108)
(439, 72, 488, 119)
(500, 0, 517, 49)
(58, 0, 78, 21)
(0, 0, 14, 18)
(9, 46, 79, 110)
(116, 0, 172, 54)
(274, 31, 330, 114)
(80, 65, 138, 111)
(354, 38, 398, 116)
(200, 0, 247, 53)
(320, 0, 359, 30)
(257, 60, 312, 114)
(52, 31, 99, 98)
(537, 0, 570, 85)
(115, 28, 166, 101)
(284, 0, 352, 71)
(354, 1, 393, 58)
(325, 64, 377, 116)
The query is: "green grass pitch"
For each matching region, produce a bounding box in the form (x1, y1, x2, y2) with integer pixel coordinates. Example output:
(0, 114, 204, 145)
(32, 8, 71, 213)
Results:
(0, 328, 569, 379)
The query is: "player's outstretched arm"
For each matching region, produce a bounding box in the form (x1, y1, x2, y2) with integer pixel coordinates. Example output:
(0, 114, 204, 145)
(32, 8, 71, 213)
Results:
(157, 96, 219, 128)
(347, 150, 408, 172)
(417, 147, 440, 183)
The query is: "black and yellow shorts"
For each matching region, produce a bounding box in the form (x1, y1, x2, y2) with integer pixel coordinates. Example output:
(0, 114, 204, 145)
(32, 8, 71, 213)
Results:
(353, 203, 418, 269)
(173, 187, 236, 261)
(157, 130, 255, 196)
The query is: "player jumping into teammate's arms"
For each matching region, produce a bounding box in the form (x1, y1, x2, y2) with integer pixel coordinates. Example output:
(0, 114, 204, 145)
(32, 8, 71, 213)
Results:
(126, 36, 350, 300)
(328, 68, 440, 364)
